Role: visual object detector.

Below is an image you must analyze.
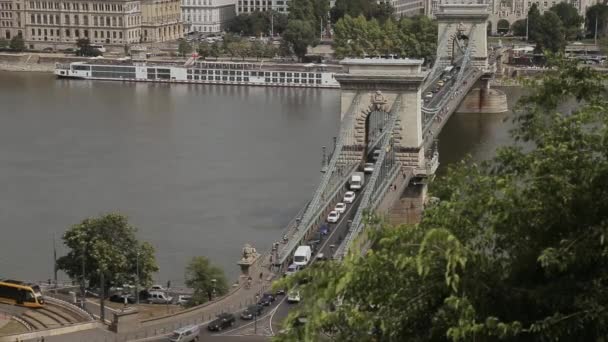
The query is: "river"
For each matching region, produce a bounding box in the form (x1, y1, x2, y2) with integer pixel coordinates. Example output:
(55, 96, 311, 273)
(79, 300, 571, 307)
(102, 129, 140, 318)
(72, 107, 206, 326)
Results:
(0, 71, 524, 284)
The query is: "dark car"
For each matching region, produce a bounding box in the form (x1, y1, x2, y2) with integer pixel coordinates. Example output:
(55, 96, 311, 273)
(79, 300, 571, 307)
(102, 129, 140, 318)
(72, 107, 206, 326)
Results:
(257, 292, 275, 306)
(109, 294, 135, 304)
(320, 224, 330, 236)
(240, 304, 264, 320)
(307, 231, 323, 246)
(207, 313, 236, 331)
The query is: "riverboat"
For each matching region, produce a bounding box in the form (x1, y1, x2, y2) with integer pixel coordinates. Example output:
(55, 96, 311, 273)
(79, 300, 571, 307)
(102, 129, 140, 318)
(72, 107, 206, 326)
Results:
(54, 59, 341, 88)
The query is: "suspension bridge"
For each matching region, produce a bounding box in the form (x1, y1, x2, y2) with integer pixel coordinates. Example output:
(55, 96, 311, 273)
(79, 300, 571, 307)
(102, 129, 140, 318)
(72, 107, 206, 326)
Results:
(274, 3, 496, 267)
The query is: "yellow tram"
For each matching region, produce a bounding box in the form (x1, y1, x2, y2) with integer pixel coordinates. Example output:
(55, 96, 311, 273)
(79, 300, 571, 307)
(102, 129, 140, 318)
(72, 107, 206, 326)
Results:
(0, 279, 45, 308)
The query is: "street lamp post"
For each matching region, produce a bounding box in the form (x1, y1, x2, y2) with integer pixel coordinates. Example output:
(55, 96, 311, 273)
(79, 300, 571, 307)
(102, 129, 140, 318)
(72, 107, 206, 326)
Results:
(254, 293, 260, 334)
(135, 250, 140, 305)
(81, 244, 86, 309)
(211, 279, 217, 300)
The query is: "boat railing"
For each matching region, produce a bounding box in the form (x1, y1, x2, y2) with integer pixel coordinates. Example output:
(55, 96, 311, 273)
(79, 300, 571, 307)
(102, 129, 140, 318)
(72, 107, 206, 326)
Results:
(55, 63, 71, 70)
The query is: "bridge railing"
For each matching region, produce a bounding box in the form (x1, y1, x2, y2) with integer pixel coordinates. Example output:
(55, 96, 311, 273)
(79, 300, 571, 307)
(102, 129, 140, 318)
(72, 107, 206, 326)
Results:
(335, 95, 403, 260)
(276, 93, 363, 266)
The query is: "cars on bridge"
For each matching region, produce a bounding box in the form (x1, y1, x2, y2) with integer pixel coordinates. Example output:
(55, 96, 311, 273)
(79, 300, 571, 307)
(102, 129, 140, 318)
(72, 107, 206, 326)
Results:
(344, 191, 356, 203)
(364, 163, 374, 173)
(285, 264, 301, 276)
(320, 224, 330, 236)
(109, 293, 136, 304)
(207, 313, 236, 331)
(327, 210, 340, 223)
(334, 202, 346, 214)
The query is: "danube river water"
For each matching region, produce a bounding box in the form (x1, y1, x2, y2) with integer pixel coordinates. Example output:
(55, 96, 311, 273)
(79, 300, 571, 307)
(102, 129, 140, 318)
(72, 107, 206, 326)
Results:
(0, 71, 524, 284)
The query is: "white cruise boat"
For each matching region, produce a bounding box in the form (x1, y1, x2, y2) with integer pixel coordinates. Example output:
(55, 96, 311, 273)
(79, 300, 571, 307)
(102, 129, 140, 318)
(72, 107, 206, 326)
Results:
(55, 59, 341, 89)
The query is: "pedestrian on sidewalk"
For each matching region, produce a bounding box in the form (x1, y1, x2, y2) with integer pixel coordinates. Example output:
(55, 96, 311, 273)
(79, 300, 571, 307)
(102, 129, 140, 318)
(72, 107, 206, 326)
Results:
(259, 272, 264, 283)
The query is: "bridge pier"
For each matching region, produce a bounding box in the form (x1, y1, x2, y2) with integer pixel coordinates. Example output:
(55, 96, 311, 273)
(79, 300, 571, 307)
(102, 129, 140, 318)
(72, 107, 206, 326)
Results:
(456, 75, 508, 114)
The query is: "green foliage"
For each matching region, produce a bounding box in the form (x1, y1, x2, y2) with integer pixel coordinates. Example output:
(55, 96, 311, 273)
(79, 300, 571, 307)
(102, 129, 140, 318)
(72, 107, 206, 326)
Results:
(210, 42, 222, 59)
(9, 35, 25, 52)
(283, 19, 318, 60)
(228, 11, 288, 36)
(56, 213, 158, 291)
(535, 11, 566, 53)
(76, 38, 102, 57)
(330, 0, 394, 24)
(197, 42, 210, 59)
(586, 3, 608, 38)
(549, 3, 583, 40)
(0, 38, 8, 49)
(185, 256, 229, 306)
(272, 59, 608, 341)
(333, 15, 437, 62)
(511, 19, 527, 37)
(178, 40, 193, 57)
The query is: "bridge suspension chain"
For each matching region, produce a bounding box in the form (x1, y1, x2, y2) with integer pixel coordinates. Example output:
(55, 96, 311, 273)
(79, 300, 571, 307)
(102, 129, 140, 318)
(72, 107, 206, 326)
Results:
(276, 93, 362, 265)
(422, 24, 452, 91)
(334, 95, 403, 261)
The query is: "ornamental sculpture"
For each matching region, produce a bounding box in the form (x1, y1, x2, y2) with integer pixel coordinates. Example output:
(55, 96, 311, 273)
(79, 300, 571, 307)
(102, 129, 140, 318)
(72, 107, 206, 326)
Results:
(370, 90, 388, 112)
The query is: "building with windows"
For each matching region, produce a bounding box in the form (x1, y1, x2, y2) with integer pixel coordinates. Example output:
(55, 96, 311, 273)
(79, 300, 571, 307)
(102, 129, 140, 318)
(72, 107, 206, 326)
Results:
(181, 0, 235, 33)
(427, 0, 599, 34)
(1, 0, 23, 40)
(381, 0, 425, 17)
(141, 0, 182, 41)
(236, 0, 288, 15)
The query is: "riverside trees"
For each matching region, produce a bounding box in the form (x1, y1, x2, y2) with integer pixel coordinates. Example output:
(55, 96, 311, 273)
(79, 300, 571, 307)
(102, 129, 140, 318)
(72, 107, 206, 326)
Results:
(333, 15, 437, 62)
(185, 256, 229, 306)
(57, 213, 158, 291)
(273, 59, 608, 341)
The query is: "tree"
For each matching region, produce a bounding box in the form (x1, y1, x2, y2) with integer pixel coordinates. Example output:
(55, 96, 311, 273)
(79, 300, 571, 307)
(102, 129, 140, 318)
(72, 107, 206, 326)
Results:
(0, 38, 8, 49)
(586, 3, 608, 38)
(527, 4, 542, 42)
(511, 19, 527, 37)
(185, 256, 229, 306)
(283, 19, 318, 60)
(273, 58, 608, 341)
(536, 11, 566, 52)
(251, 40, 265, 60)
(197, 42, 210, 59)
(9, 35, 25, 52)
(550, 3, 583, 39)
(209, 42, 221, 59)
(178, 40, 193, 57)
(76, 38, 101, 57)
(330, 0, 393, 24)
(56, 213, 158, 291)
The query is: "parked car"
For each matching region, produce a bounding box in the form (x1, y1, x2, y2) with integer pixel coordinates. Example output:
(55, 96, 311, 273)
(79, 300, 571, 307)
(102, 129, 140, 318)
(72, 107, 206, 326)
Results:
(287, 289, 301, 303)
(307, 231, 322, 246)
(327, 210, 340, 223)
(149, 284, 166, 292)
(147, 291, 173, 304)
(344, 191, 356, 204)
(424, 91, 434, 99)
(258, 292, 276, 306)
(169, 325, 200, 342)
(316, 253, 326, 261)
(241, 304, 264, 320)
(207, 313, 236, 331)
(177, 295, 192, 306)
(364, 163, 374, 173)
(109, 294, 135, 304)
(275, 288, 286, 296)
(334, 202, 347, 214)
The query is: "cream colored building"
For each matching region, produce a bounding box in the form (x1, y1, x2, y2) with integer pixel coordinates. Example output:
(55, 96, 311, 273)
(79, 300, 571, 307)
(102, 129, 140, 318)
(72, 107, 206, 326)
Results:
(141, 0, 182, 42)
(1, 0, 23, 39)
(182, 0, 235, 33)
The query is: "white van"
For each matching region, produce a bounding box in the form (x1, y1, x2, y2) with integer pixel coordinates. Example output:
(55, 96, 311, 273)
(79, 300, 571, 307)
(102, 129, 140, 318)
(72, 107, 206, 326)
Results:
(90, 44, 106, 53)
(169, 325, 200, 342)
(147, 291, 173, 304)
(293, 246, 312, 267)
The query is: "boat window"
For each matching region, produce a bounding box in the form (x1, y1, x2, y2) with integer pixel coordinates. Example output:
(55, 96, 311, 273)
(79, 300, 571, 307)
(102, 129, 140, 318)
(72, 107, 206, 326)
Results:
(194, 76, 198, 80)
(316, 73, 321, 78)
(187, 75, 192, 80)
(244, 77, 249, 82)
(201, 76, 206, 80)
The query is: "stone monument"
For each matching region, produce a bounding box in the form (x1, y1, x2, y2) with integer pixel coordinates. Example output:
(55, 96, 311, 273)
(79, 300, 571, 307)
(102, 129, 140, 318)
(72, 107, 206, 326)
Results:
(237, 244, 260, 278)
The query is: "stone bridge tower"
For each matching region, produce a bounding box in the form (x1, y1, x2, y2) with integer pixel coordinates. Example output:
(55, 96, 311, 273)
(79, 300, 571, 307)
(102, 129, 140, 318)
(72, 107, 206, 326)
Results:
(435, 4, 489, 70)
(335, 59, 428, 172)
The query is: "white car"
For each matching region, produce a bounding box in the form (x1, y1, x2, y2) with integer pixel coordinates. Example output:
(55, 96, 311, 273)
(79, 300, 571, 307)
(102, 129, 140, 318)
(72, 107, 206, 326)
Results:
(149, 284, 166, 292)
(177, 295, 192, 306)
(285, 264, 301, 276)
(287, 290, 301, 303)
(334, 202, 346, 214)
(344, 191, 356, 204)
(327, 210, 340, 223)
(424, 91, 433, 99)
(363, 163, 374, 173)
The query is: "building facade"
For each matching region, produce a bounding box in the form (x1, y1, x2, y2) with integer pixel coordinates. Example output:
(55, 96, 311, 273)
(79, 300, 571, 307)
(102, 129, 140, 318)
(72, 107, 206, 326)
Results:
(181, 0, 234, 33)
(382, 0, 425, 17)
(428, 0, 599, 34)
(141, 0, 182, 41)
(4, 0, 182, 49)
(236, 0, 287, 14)
(1, 0, 23, 40)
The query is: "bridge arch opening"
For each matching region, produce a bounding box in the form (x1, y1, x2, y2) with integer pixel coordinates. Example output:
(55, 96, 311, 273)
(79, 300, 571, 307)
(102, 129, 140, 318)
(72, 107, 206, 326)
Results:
(497, 19, 510, 34)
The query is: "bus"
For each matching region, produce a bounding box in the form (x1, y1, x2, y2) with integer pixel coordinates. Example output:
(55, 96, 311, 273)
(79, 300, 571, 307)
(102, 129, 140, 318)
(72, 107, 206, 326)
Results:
(0, 280, 45, 308)
(89, 44, 106, 53)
